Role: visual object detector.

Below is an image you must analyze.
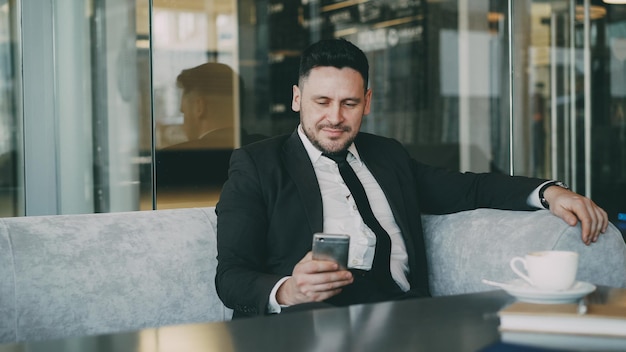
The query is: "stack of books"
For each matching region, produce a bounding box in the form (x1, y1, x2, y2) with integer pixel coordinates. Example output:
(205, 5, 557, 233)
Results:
(497, 289, 626, 351)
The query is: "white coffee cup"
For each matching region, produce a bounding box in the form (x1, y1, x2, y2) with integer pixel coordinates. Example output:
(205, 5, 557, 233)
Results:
(509, 250, 579, 291)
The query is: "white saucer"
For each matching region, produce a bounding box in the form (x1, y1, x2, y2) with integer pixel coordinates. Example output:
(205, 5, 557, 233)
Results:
(499, 279, 596, 304)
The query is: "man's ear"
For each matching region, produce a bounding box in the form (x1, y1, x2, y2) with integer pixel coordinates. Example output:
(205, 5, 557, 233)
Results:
(291, 85, 301, 112)
(191, 95, 206, 118)
(363, 88, 372, 115)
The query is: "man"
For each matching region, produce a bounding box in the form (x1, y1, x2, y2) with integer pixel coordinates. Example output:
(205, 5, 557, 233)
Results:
(215, 38, 608, 318)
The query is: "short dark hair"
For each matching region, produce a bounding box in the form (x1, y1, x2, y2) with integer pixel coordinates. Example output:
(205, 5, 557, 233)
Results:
(298, 38, 369, 91)
(176, 62, 235, 96)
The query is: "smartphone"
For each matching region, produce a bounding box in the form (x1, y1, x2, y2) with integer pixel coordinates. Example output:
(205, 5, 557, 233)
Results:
(311, 233, 350, 269)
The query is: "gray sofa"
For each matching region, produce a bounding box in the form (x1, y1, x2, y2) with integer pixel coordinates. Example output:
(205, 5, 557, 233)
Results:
(0, 207, 624, 344)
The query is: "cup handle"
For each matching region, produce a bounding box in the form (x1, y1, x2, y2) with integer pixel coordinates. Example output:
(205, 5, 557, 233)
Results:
(510, 257, 534, 286)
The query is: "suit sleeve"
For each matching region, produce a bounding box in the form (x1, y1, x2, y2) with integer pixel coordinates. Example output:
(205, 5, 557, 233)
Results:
(215, 148, 283, 316)
(410, 158, 546, 214)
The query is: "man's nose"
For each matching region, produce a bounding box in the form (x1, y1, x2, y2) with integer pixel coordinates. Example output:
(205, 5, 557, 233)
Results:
(326, 104, 343, 125)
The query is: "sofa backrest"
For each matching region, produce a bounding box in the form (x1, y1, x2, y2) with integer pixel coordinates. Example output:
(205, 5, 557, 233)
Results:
(421, 209, 626, 296)
(0, 207, 232, 343)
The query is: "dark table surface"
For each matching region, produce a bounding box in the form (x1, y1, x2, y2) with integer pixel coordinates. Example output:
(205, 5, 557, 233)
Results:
(0, 290, 512, 352)
(0, 287, 618, 352)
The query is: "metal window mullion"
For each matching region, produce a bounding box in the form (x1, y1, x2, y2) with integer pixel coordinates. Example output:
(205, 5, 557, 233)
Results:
(149, 0, 157, 210)
(562, 6, 570, 185)
(569, 0, 577, 191)
(550, 12, 558, 179)
(583, 0, 592, 198)
(507, 0, 514, 175)
(21, 0, 60, 215)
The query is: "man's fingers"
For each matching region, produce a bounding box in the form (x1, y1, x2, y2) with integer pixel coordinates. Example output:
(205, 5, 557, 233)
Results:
(578, 199, 609, 243)
(302, 288, 344, 303)
(293, 270, 352, 287)
(308, 276, 353, 293)
(575, 214, 591, 245)
(296, 251, 340, 273)
(596, 205, 608, 232)
(552, 196, 610, 245)
(291, 270, 353, 303)
(591, 206, 609, 242)
(296, 260, 340, 276)
(583, 201, 598, 243)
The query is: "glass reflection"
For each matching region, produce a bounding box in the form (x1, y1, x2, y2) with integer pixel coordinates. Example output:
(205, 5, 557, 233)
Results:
(151, 0, 239, 209)
(155, 63, 239, 209)
(0, 0, 20, 217)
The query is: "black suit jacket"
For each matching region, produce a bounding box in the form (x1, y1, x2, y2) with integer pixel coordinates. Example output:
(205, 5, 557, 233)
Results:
(215, 131, 544, 317)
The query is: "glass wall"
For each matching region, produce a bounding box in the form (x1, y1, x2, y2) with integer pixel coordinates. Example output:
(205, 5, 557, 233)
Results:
(521, 0, 626, 235)
(2, 0, 625, 237)
(0, 1, 149, 216)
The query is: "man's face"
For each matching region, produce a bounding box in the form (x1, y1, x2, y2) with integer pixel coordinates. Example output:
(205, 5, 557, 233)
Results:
(292, 66, 371, 154)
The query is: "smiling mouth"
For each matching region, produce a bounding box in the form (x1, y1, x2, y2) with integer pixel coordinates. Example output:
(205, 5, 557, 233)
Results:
(322, 128, 347, 139)
(320, 125, 349, 134)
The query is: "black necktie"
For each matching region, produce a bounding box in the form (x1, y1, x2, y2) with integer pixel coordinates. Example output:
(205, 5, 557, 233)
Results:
(323, 151, 397, 291)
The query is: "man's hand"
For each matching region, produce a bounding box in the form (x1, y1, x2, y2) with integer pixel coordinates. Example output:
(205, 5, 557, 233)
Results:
(543, 186, 608, 245)
(276, 252, 353, 306)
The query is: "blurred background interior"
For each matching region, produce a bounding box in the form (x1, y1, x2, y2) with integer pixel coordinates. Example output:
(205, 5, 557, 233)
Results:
(0, 0, 625, 238)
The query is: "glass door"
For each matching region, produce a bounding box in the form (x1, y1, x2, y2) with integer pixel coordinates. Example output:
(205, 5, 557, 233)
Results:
(524, 0, 626, 237)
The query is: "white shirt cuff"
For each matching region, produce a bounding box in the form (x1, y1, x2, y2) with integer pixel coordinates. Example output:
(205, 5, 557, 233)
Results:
(267, 276, 291, 314)
(528, 180, 554, 209)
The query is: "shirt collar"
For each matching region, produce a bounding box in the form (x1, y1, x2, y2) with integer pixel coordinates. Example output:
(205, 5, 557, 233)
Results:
(297, 124, 362, 165)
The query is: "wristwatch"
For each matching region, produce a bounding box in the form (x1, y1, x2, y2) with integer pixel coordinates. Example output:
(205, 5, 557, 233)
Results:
(539, 181, 569, 209)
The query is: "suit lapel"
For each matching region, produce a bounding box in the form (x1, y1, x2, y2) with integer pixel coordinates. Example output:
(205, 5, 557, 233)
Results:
(281, 132, 324, 234)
